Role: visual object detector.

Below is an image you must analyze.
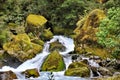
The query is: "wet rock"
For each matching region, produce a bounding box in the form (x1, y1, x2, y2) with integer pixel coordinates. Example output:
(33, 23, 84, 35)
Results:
(0, 61, 3, 68)
(114, 60, 120, 70)
(49, 41, 66, 52)
(41, 50, 65, 71)
(91, 66, 99, 77)
(65, 62, 90, 77)
(81, 59, 89, 65)
(2, 53, 22, 68)
(98, 67, 112, 76)
(71, 54, 79, 62)
(3, 33, 43, 61)
(22, 68, 40, 78)
(0, 71, 17, 80)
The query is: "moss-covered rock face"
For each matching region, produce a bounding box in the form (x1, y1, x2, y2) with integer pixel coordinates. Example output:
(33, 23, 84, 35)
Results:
(3, 33, 43, 61)
(49, 41, 66, 52)
(41, 50, 65, 71)
(65, 62, 90, 77)
(74, 9, 111, 59)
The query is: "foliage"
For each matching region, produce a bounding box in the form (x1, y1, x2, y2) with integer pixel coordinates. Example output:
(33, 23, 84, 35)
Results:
(0, 25, 11, 47)
(96, 7, 120, 58)
(0, 0, 101, 31)
(103, 0, 120, 9)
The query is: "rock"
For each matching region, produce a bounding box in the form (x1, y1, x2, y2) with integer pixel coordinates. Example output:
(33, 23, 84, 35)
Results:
(0, 71, 17, 80)
(22, 68, 40, 78)
(49, 41, 66, 52)
(41, 29, 53, 41)
(105, 75, 120, 80)
(74, 9, 111, 59)
(91, 66, 100, 77)
(26, 14, 47, 27)
(26, 14, 47, 37)
(41, 50, 65, 71)
(98, 67, 112, 76)
(3, 33, 43, 61)
(81, 59, 89, 65)
(114, 60, 120, 70)
(65, 62, 90, 77)
(96, 75, 120, 80)
(71, 54, 79, 62)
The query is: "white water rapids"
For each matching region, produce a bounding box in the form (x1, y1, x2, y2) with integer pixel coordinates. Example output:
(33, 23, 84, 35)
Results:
(0, 35, 99, 80)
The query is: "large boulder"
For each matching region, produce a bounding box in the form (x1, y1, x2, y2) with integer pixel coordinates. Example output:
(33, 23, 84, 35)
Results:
(65, 62, 90, 77)
(74, 9, 111, 59)
(26, 14, 47, 27)
(3, 33, 43, 61)
(25, 14, 47, 37)
(41, 50, 65, 71)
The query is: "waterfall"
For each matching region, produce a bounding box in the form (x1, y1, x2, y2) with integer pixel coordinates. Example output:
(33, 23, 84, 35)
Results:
(0, 35, 81, 80)
(0, 35, 103, 80)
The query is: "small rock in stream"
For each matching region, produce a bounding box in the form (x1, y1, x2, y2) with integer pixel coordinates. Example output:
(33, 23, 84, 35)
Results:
(22, 68, 40, 78)
(0, 70, 17, 80)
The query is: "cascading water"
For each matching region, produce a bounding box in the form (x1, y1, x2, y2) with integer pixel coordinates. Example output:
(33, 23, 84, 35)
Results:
(0, 36, 88, 80)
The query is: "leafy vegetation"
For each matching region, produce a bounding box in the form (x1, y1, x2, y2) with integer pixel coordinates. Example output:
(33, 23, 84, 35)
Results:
(96, 7, 120, 58)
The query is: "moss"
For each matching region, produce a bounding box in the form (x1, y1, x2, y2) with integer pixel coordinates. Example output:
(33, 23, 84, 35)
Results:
(41, 50, 65, 71)
(23, 68, 40, 78)
(31, 38, 44, 46)
(65, 62, 90, 77)
(26, 14, 47, 27)
(49, 41, 66, 52)
(41, 29, 53, 41)
(85, 46, 112, 59)
(3, 33, 43, 61)
(99, 75, 120, 80)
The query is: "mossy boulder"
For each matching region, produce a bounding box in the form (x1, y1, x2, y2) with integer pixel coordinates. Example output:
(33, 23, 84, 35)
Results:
(41, 29, 53, 41)
(22, 68, 40, 78)
(41, 50, 65, 71)
(49, 41, 66, 52)
(65, 62, 90, 77)
(3, 33, 43, 61)
(74, 9, 110, 58)
(26, 14, 47, 27)
(26, 14, 47, 37)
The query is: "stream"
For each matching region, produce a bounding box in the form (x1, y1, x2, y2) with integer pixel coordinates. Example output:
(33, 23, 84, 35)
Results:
(0, 35, 100, 80)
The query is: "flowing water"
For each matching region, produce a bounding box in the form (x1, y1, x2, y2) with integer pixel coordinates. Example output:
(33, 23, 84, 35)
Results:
(0, 35, 99, 80)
